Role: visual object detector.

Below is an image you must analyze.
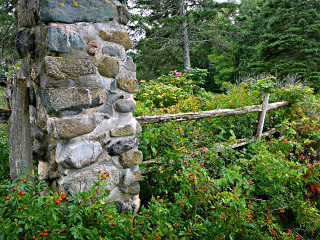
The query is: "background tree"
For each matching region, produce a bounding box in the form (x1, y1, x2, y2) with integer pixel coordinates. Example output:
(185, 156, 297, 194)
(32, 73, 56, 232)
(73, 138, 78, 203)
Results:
(236, 0, 320, 92)
(0, 0, 18, 75)
(129, 0, 239, 81)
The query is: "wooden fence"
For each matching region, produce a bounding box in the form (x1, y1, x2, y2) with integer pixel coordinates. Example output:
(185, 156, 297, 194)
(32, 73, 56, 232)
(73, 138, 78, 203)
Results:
(136, 94, 291, 173)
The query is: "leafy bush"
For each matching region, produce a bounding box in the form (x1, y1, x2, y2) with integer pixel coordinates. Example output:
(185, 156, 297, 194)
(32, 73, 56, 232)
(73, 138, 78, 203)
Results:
(135, 68, 208, 109)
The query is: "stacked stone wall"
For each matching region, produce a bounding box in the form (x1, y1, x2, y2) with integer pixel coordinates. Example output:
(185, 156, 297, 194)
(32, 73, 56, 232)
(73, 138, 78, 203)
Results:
(15, 0, 142, 214)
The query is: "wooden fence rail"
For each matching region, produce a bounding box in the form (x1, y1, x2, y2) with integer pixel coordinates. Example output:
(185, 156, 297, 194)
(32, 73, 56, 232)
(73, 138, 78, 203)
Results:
(137, 99, 290, 174)
(136, 101, 290, 125)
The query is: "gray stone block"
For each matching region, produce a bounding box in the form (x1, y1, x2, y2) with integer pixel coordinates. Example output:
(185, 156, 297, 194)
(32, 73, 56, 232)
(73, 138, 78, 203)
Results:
(108, 137, 139, 156)
(117, 76, 139, 93)
(110, 124, 134, 137)
(114, 98, 136, 113)
(120, 182, 140, 195)
(46, 27, 84, 53)
(39, 87, 106, 115)
(39, 0, 114, 24)
(124, 56, 136, 72)
(15, 29, 35, 58)
(48, 113, 108, 139)
(61, 164, 120, 195)
(45, 56, 94, 80)
(56, 140, 102, 169)
(102, 45, 124, 58)
(119, 149, 143, 168)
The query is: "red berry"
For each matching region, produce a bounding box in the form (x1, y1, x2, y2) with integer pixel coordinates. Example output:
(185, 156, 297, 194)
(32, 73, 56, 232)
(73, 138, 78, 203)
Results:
(104, 214, 108, 218)
(22, 192, 25, 196)
(44, 233, 49, 237)
(155, 235, 160, 238)
(39, 233, 43, 237)
(20, 178, 24, 181)
(6, 197, 10, 200)
(110, 216, 113, 220)
(312, 228, 315, 232)
(104, 172, 107, 174)
(18, 198, 22, 201)
(32, 237, 36, 239)
(18, 206, 22, 210)
(13, 188, 16, 191)
(23, 180, 27, 183)
(112, 222, 116, 226)
(44, 229, 48, 233)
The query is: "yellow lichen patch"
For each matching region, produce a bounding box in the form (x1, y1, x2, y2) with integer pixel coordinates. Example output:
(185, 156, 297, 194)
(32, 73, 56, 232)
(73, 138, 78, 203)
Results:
(74, 1, 79, 6)
(99, 31, 133, 51)
(60, 2, 65, 6)
(106, 0, 110, 1)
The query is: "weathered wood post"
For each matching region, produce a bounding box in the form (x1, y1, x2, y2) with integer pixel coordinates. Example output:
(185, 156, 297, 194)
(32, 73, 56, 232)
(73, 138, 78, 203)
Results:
(256, 93, 270, 139)
(6, 77, 33, 181)
(14, 0, 142, 214)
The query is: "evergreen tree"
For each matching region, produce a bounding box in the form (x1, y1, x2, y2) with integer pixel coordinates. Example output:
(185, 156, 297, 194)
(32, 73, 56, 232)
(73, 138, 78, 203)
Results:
(0, 0, 18, 75)
(129, 0, 238, 80)
(240, 0, 320, 90)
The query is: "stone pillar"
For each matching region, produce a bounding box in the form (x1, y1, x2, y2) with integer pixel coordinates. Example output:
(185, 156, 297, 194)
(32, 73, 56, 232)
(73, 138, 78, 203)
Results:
(15, 0, 142, 214)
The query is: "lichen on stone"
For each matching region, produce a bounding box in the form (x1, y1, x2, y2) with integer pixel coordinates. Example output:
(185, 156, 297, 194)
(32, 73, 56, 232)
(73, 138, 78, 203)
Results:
(99, 30, 133, 51)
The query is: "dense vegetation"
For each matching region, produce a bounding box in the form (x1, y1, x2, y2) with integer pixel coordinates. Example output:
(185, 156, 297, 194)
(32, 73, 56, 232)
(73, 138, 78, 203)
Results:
(0, 71, 320, 239)
(0, 0, 319, 239)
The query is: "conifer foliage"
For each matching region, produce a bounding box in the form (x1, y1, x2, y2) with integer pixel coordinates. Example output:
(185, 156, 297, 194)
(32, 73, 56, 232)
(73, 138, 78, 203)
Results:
(245, 0, 320, 89)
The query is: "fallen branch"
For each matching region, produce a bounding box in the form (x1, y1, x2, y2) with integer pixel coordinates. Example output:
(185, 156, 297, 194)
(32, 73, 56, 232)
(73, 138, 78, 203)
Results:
(136, 101, 290, 124)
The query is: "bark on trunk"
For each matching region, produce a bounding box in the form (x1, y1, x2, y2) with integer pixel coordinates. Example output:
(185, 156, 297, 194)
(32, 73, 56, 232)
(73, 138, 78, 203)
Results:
(7, 77, 33, 181)
(136, 101, 290, 124)
(181, 3, 190, 69)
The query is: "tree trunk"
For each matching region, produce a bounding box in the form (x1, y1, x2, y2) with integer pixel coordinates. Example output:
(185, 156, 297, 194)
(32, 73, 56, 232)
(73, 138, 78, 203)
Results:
(181, 2, 191, 68)
(6, 77, 33, 181)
